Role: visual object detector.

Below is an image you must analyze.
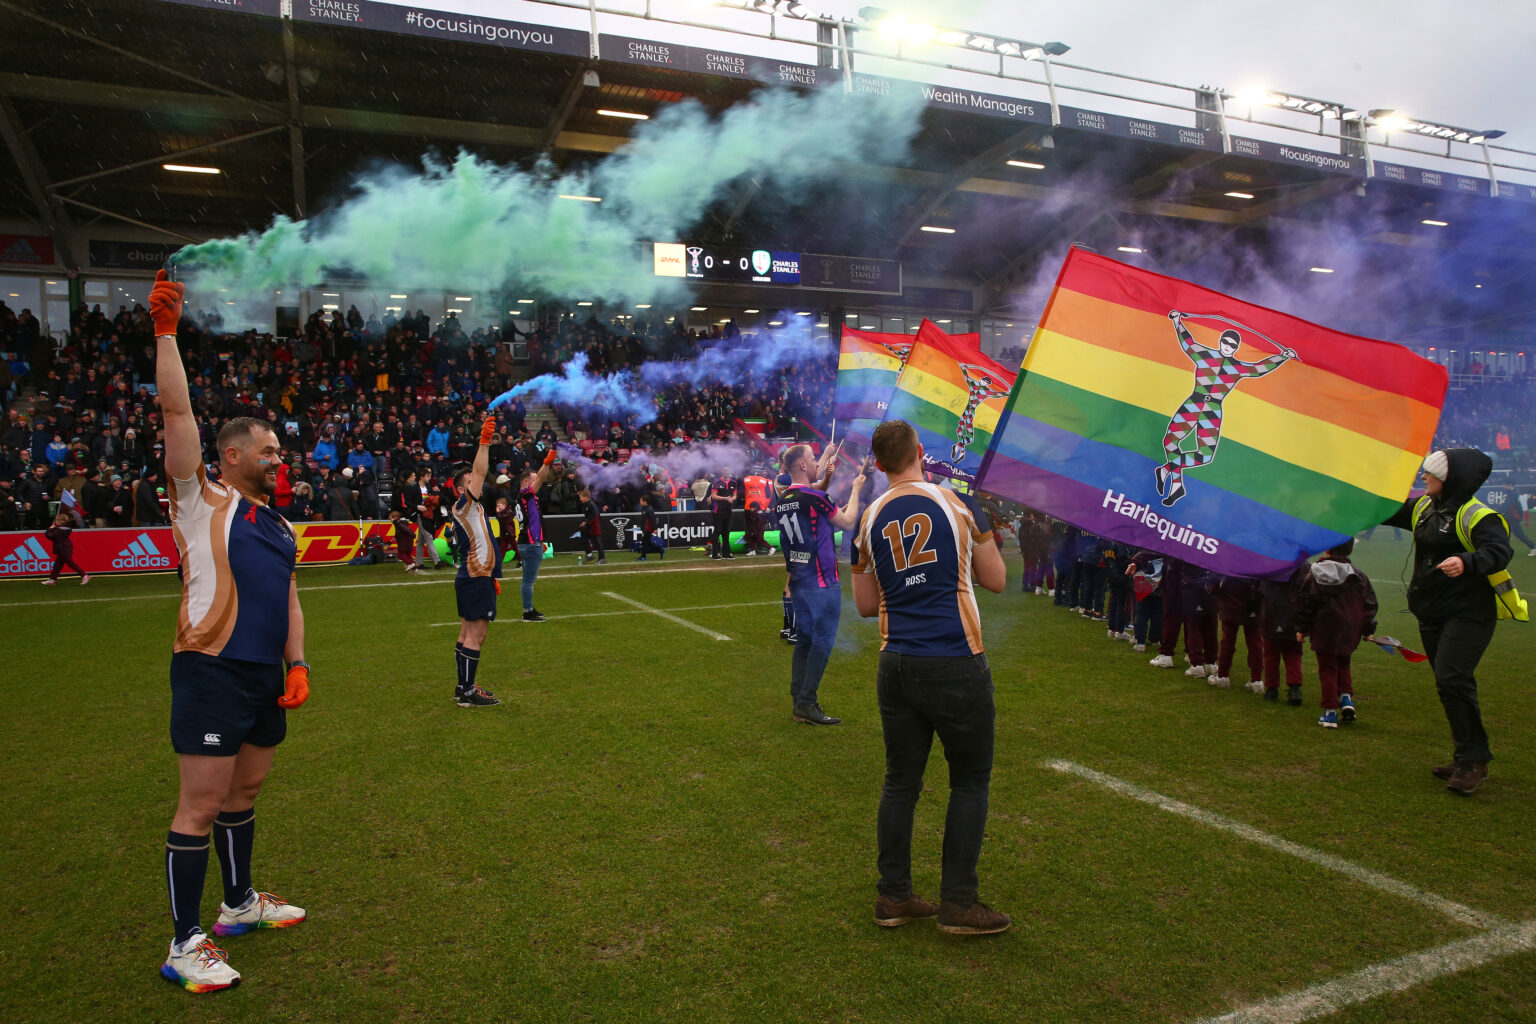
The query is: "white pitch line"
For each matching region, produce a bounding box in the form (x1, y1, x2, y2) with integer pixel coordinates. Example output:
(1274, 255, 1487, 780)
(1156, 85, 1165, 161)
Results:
(0, 559, 784, 609)
(1045, 760, 1503, 929)
(1192, 916, 1536, 1024)
(601, 591, 732, 642)
(427, 600, 777, 627)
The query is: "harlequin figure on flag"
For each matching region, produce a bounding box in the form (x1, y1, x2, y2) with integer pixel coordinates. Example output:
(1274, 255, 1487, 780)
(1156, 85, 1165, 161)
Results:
(1156, 310, 1297, 507)
(953, 362, 1015, 464)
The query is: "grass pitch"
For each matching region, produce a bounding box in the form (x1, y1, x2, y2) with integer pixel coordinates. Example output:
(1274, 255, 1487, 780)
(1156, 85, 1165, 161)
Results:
(3, 535, 1535, 1023)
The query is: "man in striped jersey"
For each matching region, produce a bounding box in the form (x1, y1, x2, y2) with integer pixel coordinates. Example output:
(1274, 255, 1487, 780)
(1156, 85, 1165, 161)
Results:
(851, 419, 1009, 936)
(452, 415, 505, 707)
(151, 270, 309, 993)
(773, 441, 866, 726)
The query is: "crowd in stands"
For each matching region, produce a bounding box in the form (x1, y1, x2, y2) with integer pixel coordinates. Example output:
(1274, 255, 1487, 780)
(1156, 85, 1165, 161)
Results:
(0, 297, 835, 532)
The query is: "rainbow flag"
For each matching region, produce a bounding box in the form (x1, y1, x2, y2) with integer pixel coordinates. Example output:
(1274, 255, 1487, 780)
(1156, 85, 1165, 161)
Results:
(974, 248, 1448, 578)
(834, 324, 979, 452)
(882, 322, 1016, 485)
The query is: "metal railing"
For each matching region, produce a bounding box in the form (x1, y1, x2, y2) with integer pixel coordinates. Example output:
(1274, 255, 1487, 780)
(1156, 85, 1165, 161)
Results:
(509, 0, 1535, 191)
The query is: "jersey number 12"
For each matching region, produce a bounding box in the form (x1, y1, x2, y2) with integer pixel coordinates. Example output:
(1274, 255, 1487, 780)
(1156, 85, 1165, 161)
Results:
(882, 513, 937, 572)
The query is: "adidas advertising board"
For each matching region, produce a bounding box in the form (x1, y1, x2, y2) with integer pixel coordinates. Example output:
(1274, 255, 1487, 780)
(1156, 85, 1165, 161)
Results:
(0, 522, 404, 578)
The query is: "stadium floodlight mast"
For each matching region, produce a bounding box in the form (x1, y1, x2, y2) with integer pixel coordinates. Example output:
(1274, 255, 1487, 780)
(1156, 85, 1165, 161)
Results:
(1367, 109, 1505, 147)
(713, 0, 821, 20)
(856, 6, 1069, 60)
(1232, 87, 1359, 122)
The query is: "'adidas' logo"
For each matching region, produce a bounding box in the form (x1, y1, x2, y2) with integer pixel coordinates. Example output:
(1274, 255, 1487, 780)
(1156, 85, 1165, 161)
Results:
(112, 531, 173, 569)
(0, 237, 44, 264)
(0, 537, 52, 576)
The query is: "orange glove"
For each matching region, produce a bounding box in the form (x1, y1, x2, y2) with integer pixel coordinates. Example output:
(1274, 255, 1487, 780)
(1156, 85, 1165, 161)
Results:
(278, 662, 310, 709)
(543, 448, 557, 467)
(149, 268, 184, 337)
(493, 579, 501, 595)
(479, 416, 497, 446)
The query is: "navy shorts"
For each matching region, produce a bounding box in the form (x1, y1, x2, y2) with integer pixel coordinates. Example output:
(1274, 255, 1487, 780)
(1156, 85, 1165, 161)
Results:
(170, 651, 286, 756)
(456, 576, 498, 622)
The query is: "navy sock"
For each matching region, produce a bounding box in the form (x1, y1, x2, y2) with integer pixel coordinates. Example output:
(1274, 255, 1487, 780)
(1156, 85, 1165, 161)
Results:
(212, 810, 256, 910)
(462, 645, 480, 690)
(782, 596, 794, 631)
(454, 642, 467, 693)
(166, 830, 210, 945)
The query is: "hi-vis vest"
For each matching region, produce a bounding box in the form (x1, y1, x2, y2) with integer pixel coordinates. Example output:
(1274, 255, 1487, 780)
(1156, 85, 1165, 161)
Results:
(1413, 496, 1529, 621)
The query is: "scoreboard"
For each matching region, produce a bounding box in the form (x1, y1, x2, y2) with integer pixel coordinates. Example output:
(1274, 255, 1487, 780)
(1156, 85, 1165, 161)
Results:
(653, 242, 901, 295)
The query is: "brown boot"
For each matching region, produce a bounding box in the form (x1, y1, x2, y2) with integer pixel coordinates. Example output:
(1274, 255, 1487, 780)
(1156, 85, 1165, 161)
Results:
(1431, 763, 1457, 781)
(937, 899, 1011, 935)
(1446, 762, 1489, 795)
(874, 893, 939, 928)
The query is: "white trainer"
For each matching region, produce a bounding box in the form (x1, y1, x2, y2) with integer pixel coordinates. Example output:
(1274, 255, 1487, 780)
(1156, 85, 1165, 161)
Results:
(161, 933, 240, 993)
(1132, 643, 1147, 653)
(1205, 663, 1218, 677)
(1149, 654, 1174, 668)
(1245, 680, 1266, 694)
(1185, 664, 1207, 677)
(1208, 675, 1231, 688)
(213, 891, 307, 936)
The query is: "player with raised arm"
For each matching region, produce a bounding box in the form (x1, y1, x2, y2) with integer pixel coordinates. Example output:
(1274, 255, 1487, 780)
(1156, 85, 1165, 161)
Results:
(851, 419, 1009, 935)
(774, 441, 867, 725)
(451, 415, 504, 707)
(151, 269, 309, 993)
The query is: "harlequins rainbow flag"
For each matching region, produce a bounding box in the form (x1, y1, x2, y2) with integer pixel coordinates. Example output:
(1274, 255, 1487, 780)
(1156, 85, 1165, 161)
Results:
(974, 248, 1448, 578)
(881, 321, 1017, 486)
(833, 323, 979, 452)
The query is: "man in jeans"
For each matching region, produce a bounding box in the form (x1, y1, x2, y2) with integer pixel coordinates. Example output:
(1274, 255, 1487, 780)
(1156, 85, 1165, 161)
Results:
(851, 419, 1009, 935)
(514, 448, 557, 621)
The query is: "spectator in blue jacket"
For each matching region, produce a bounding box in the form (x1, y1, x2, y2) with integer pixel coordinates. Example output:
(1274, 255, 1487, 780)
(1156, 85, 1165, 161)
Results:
(345, 440, 374, 474)
(44, 433, 69, 468)
(427, 420, 451, 458)
(312, 432, 339, 470)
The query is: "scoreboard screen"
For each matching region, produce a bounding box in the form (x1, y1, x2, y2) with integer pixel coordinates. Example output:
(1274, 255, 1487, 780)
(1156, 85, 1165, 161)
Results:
(653, 243, 800, 284)
(652, 242, 901, 295)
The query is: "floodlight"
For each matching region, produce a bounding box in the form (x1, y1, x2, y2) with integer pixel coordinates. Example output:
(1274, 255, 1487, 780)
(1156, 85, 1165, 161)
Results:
(857, 7, 1067, 57)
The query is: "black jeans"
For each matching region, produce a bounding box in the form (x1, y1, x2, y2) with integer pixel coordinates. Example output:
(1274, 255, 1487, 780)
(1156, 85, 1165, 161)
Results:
(876, 651, 995, 906)
(1420, 616, 1496, 764)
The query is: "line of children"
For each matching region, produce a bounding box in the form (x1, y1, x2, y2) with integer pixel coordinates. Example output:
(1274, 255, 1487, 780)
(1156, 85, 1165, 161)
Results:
(1018, 509, 1381, 730)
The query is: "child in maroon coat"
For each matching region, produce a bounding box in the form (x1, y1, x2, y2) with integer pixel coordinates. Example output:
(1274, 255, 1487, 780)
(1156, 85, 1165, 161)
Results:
(390, 509, 418, 572)
(43, 512, 89, 585)
(1296, 538, 1378, 728)
(1260, 561, 1310, 705)
(1212, 574, 1263, 691)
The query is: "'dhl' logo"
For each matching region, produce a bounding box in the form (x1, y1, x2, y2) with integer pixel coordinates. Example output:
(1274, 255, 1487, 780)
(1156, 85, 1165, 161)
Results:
(295, 524, 363, 563)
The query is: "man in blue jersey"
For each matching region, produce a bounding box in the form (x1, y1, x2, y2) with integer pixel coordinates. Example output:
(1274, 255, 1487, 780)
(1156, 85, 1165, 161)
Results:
(150, 270, 310, 993)
(450, 415, 504, 707)
(773, 442, 866, 725)
(851, 419, 1010, 936)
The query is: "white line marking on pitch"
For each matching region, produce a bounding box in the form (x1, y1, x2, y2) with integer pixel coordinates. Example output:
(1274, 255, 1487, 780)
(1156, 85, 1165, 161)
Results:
(427, 600, 777, 628)
(601, 591, 733, 641)
(1045, 760, 1503, 929)
(0, 559, 783, 609)
(1192, 916, 1536, 1024)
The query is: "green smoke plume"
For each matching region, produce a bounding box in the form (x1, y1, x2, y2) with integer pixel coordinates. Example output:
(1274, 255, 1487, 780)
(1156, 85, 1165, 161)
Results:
(174, 84, 925, 308)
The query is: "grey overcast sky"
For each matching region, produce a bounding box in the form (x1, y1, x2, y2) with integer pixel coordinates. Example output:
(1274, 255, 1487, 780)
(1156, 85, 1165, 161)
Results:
(815, 0, 1536, 148)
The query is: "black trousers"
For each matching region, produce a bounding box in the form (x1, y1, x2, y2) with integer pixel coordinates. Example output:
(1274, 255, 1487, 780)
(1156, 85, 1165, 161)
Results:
(875, 651, 994, 906)
(712, 510, 733, 555)
(1419, 616, 1496, 764)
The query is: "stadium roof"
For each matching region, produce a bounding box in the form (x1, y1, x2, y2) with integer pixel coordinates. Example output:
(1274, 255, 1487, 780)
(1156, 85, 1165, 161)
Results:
(1, 0, 1533, 333)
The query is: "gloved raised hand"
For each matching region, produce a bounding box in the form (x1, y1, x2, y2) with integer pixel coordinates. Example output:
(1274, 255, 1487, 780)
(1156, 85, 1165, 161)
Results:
(149, 268, 184, 337)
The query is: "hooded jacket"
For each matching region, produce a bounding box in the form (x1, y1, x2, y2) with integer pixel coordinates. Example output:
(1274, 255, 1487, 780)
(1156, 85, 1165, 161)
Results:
(1384, 448, 1512, 624)
(1296, 555, 1378, 655)
(1259, 562, 1310, 636)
